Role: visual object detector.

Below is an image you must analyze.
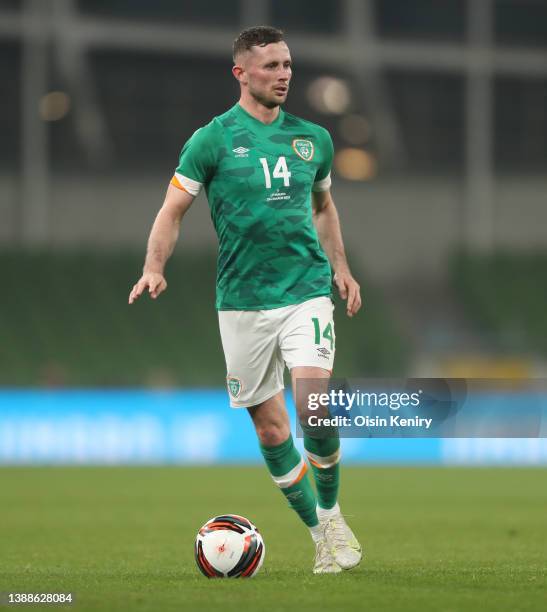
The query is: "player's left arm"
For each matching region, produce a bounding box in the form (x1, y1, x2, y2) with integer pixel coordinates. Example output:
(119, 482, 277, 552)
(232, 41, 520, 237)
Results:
(312, 189, 362, 317)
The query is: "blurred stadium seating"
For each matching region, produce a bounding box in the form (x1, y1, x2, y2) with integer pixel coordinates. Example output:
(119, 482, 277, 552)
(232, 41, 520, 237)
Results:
(452, 252, 547, 357)
(0, 249, 408, 387)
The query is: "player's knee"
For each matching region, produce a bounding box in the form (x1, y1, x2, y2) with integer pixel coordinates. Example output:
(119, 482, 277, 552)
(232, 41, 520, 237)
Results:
(255, 423, 290, 447)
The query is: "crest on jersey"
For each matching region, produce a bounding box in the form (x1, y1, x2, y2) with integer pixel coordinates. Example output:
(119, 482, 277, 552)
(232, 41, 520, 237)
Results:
(227, 376, 242, 399)
(292, 139, 314, 162)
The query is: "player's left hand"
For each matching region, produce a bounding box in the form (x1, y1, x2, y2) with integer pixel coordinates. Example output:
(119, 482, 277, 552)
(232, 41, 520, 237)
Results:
(334, 269, 362, 317)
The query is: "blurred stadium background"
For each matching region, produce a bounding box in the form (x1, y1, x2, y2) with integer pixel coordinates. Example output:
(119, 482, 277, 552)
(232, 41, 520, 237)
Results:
(1, 0, 547, 465)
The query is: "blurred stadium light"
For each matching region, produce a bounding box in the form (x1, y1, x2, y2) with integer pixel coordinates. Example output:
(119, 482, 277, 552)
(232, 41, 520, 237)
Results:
(338, 114, 371, 145)
(307, 76, 352, 115)
(39, 91, 71, 122)
(334, 147, 377, 181)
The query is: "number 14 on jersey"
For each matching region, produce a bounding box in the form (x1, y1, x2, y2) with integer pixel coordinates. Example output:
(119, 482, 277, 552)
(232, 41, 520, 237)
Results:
(260, 157, 291, 188)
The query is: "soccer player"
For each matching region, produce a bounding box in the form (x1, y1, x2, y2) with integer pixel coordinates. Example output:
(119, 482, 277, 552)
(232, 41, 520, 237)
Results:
(129, 26, 362, 574)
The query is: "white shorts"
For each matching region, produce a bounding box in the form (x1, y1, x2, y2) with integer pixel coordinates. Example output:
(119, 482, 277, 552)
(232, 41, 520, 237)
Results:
(218, 296, 335, 408)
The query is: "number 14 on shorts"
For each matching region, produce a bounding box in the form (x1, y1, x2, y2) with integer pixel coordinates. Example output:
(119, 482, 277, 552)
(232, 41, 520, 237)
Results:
(311, 317, 334, 350)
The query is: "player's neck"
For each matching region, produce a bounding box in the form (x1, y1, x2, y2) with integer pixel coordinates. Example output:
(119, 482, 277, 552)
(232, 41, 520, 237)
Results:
(237, 97, 280, 125)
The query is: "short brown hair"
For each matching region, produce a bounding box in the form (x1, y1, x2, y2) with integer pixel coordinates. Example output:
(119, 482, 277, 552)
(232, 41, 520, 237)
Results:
(233, 26, 284, 61)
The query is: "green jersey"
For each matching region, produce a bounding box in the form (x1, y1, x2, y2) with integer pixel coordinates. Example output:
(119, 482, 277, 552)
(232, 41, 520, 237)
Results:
(173, 103, 334, 310)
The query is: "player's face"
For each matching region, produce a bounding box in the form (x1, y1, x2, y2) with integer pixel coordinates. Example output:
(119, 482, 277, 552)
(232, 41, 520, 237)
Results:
(242, 42, 292, 108)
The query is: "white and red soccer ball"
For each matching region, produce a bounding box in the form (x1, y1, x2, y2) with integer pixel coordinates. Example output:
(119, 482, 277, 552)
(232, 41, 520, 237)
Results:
(195, 514, 265, 578)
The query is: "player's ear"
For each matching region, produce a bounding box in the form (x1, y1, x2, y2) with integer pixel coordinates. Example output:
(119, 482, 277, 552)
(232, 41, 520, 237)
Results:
(232, 65, 246, 84)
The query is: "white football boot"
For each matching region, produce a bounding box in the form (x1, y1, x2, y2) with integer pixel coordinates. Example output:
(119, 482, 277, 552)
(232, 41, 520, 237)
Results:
(313, 537, 342, 574)
(320, 508, 362, 570)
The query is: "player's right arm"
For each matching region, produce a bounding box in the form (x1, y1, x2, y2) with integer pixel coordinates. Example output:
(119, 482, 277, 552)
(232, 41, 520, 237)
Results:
(129, 120, 219, 304)
(128, 184, 194, 304)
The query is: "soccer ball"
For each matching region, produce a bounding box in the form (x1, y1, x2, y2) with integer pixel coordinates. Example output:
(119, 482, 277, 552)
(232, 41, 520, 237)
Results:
(194, 514, 265, 578)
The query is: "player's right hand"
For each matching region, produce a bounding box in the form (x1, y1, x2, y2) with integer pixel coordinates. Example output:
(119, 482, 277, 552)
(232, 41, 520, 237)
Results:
(128, 272, 167, 304)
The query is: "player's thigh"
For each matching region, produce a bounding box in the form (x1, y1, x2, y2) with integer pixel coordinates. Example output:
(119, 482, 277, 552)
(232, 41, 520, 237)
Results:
(291, 366, 331, 424)
(218, 310, 284, 408)
(280, 296, 335, 372)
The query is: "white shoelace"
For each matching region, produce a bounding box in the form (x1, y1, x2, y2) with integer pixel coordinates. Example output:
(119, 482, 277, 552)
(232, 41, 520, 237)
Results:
(315, 539, 335, 567)
(326, 517, 348, 548)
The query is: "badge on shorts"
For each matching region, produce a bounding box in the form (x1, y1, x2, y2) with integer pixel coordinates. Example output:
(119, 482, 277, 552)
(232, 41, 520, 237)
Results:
(292, 139, 314, 162)
(227, 376, 242, 399)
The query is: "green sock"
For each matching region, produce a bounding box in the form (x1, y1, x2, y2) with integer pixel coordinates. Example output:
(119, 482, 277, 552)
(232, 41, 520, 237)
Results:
(260, 435, 319, 527)
(303, 433, 341, 510)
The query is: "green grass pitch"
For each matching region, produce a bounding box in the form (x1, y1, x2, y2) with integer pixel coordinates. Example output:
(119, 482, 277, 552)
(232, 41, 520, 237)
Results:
(1, 466, 545, 611)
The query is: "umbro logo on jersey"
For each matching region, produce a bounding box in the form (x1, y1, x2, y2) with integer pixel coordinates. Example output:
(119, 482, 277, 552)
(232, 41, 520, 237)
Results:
(232, 146, 250, 158)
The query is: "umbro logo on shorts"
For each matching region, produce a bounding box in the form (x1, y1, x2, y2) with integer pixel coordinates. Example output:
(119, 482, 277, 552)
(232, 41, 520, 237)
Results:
(317, 346, 331, 359)
(232, 147, 250, 158)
